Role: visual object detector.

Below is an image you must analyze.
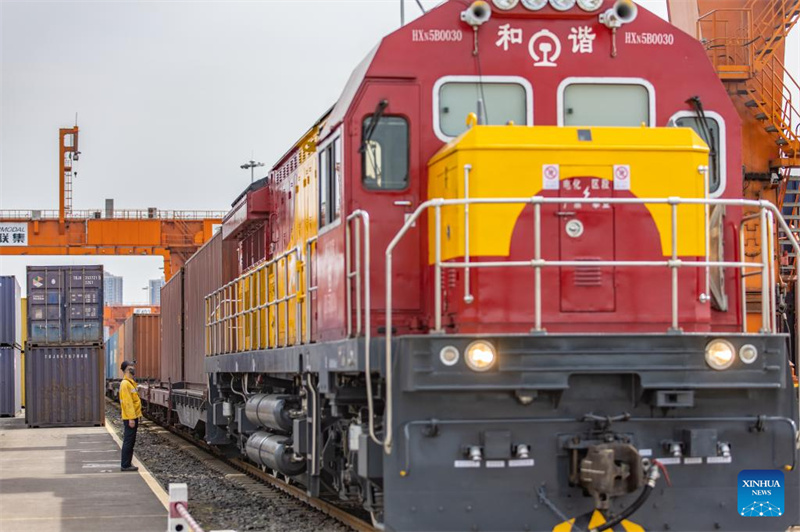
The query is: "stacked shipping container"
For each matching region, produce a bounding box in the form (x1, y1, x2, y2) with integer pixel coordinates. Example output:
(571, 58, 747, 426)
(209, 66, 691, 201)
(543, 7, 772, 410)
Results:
(25, 266, 105, 427)
(27, 266, 104, 344)
(0, 276, 23, 417)
(20, 297, 27, 406)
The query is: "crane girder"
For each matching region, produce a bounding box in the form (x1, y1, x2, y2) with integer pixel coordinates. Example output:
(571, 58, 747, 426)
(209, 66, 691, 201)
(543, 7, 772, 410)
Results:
(0, 217, 221, 280)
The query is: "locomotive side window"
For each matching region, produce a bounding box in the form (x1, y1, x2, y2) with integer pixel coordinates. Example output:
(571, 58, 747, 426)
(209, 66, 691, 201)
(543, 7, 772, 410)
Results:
(674, 116, 722, 194)
(362, 116, 409, 190)
(562, 83, 651, 127)
(319, 136, 341, 228)
(708, 205, 728, 311)
(438, 82, 527, 137)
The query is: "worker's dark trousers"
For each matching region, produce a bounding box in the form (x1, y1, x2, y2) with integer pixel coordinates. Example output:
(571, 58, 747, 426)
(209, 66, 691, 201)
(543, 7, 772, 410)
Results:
(121, 418, 138, 468)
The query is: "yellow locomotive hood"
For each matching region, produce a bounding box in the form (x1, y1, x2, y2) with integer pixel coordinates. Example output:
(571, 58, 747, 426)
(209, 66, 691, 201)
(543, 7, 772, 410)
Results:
(427, 125, 711, 262)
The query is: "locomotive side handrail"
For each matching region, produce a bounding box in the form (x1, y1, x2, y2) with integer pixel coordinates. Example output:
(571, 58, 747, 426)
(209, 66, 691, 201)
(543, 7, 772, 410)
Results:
(345, 210, 381, 446)
(383, 196, 800, 454)
(305, 235, 318, 345)
(205, 245, 303, 355)
(346, 210, 371, 339)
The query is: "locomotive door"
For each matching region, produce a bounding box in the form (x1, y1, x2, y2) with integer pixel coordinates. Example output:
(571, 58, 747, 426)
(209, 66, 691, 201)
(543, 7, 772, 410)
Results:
(558, 172, 616, 312)
(349, 81, 421, 322)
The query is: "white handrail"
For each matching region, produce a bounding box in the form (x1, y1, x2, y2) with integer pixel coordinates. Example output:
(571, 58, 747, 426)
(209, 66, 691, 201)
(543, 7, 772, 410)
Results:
(383, 196, 800, 454)
(346, 211, 380, 446)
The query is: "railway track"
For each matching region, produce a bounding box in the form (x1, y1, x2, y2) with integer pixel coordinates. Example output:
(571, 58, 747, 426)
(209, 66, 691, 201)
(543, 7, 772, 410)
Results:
(106, 398, 375, 532)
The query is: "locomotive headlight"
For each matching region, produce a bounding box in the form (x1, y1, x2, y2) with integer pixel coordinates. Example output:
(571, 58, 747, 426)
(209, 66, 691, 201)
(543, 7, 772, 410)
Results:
(549, 0, 577, 11)
(705, 339, 735, 370)
(738, 344, 759, 364)
(439, 345, 460, 366)
(465, 341, 497, 372)
(521, 0, 548, 9)
(577, 0, 603, 11)
(492, 0, 519, 9)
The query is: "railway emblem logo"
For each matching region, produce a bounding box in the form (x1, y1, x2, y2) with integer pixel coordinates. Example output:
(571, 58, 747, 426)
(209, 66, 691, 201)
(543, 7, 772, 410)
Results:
(738, 470, 784, 517)
(529, 30, 561, 67)
(542, 164, 560, 190)
(613, 165, 631, 190)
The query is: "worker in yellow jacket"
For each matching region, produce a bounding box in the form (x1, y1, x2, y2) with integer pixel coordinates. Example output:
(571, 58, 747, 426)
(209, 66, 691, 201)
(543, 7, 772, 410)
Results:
(119, 360, 142, 472)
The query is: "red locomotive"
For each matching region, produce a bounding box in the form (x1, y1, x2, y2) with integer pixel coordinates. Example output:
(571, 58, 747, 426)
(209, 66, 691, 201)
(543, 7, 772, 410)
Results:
(146, 1, 800, 530)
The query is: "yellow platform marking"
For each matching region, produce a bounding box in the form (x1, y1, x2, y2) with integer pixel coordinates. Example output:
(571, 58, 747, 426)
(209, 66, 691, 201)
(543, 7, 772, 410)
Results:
(104, 418, 169, 509)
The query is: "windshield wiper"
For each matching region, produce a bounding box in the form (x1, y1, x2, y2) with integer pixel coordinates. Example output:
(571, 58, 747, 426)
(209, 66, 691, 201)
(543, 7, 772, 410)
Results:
(686, 95, 717, 166)
(360, 99, 389, 153)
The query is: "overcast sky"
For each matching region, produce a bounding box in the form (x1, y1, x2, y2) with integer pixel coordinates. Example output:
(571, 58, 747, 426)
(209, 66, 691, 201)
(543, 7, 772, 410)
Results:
(0, 0, 795, 303)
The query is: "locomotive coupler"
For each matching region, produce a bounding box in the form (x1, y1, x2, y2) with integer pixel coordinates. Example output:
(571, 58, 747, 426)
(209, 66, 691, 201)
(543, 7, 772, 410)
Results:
(578, 442, 644, 510)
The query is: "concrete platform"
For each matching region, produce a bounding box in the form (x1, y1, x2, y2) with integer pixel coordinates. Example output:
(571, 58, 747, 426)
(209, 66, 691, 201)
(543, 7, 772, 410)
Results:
(0, 415, 168, 532)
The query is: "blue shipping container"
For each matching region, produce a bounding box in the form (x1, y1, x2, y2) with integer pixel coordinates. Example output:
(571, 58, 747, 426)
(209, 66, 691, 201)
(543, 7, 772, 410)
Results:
(0, 276, 21, 347)
(27, 266, 104, 345)
(104, 333, 119, 380)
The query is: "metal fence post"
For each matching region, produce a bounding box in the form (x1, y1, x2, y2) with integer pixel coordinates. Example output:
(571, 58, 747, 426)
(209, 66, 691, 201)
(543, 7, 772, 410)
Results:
(168, 483, 206, 532)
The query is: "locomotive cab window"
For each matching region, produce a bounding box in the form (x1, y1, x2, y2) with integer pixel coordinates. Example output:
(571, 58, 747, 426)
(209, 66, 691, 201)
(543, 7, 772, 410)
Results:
(437, 81, 528, 138)
(673, 115, 723, 194)
(319, 136, 341, 228)
(362, 116, 409, 190)
(561, 82, 651, 127)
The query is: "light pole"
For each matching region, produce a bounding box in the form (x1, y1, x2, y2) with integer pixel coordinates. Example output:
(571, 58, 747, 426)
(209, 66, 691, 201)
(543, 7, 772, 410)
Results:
(240, 160, 265, 183)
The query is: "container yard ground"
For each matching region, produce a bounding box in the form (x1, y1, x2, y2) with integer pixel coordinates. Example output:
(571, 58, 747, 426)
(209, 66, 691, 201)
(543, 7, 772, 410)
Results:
(0, 414, 167, 532)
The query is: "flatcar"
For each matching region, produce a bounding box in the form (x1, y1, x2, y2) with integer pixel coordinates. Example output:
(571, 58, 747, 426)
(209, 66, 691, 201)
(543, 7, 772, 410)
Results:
(131, 1, 799, 531)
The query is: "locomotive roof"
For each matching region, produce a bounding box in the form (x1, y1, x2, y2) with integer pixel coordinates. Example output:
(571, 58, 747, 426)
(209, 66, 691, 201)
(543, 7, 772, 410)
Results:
(319, 45, 379, 141)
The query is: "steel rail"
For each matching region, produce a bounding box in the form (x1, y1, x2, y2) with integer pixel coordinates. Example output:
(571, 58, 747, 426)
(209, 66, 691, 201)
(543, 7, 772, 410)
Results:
(107, 399, 375, 532)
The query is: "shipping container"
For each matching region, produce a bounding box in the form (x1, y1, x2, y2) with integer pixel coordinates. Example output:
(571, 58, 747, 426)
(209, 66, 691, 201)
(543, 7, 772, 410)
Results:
(183, 230, 236, 384)
(116, 323, 126, 377)
(105, 332, 119, 380)
(25, 344, 104, 427)
(27, 266, 104, 345)
(0, 276, 22, 347)
(121, 313, 161, 381)
(0, 347, 22, 417)
(20, 297, 26, 406)
(160, 269, 184, 383)
(104, 305, 160, 338)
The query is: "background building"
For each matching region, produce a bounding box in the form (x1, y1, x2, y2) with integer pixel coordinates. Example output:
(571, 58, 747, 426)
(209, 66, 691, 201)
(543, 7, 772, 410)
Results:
(148, 278, 164, 306)
(104, 271, 123, 306)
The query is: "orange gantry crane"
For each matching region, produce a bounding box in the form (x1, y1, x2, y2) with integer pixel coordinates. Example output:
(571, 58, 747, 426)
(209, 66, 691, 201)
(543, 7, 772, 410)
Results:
(0, 126, 225, 279)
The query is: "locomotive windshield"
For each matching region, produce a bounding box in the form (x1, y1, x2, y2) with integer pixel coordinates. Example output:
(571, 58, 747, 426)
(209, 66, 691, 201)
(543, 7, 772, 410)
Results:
(438, 81, 527, 136)
(562, 82, 650, 127)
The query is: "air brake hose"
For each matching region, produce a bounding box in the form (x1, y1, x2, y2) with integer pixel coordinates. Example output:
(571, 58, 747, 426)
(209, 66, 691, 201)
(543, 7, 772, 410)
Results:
(591, 464, 661, 532)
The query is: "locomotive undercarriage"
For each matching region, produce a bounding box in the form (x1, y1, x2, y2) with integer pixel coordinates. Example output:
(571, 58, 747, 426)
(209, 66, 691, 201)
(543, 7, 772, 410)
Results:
(203, 341, 385, 517)
(201, 333, 799, 532)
